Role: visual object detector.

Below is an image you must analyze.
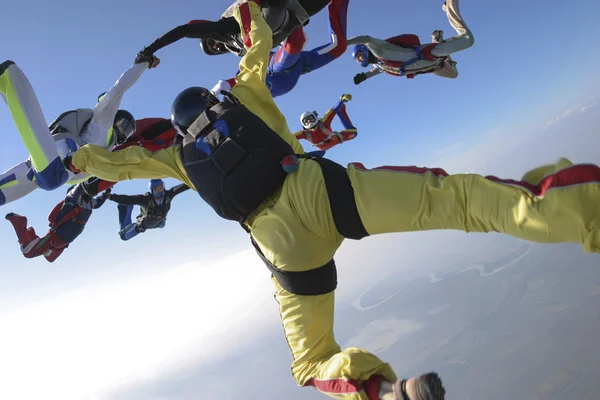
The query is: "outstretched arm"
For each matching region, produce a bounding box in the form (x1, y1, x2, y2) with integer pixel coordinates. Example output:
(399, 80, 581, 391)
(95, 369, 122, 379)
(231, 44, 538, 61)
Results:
(333, 101, 356, 132)
(91, 189, 112, 209)
(140, 18, 240, 56)
(347, 35, 376, 46)
(229, 0, 305, 154)
(349, 35, 417, 62)
(321, 94, 351, 126)
(211, 78, 237, 98)
(70, 145, 195, 190)
(294, 130, 308, 141)
(108, 193, 147, 206)
(354, 67, 382, 85)
(86, 60, 156, 147)
(168, 183, 191, 199)
(81, 177, 116, 197)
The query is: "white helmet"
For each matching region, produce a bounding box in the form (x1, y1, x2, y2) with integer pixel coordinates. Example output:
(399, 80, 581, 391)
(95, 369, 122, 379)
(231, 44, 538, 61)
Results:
(300, 111, 319, 129)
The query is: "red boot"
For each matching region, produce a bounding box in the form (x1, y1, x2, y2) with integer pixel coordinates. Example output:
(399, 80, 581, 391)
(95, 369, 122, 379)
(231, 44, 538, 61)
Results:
(5, 213, 30, 240)
(5, 213, 51, 258)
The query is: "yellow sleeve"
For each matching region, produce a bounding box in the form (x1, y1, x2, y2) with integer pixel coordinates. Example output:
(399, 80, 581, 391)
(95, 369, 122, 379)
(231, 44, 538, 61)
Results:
(229, 1, 305, 155)
(72, 144, 196, 190)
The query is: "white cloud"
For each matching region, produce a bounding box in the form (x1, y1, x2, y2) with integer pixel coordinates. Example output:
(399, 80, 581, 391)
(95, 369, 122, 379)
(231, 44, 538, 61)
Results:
(544, 108, 574, 128)
(580, 100, 598, 113)
(0, 250, 279, 400)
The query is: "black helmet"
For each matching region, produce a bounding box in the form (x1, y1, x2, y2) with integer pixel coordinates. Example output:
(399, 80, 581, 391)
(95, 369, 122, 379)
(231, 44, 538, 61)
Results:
(113, 110, 136, 145)
(170, 87, 220, 137)
(199, 38, 229, 56)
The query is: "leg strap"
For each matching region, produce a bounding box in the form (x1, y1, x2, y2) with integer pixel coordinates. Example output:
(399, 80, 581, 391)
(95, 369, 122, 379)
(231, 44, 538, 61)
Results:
(251, 237, 337, 295)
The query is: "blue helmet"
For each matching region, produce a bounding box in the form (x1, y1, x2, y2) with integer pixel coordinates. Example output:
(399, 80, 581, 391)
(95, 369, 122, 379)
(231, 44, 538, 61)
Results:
(352, 44, 370, 68)
(171, 87, 220, 137)
(149, 179, 166, 198)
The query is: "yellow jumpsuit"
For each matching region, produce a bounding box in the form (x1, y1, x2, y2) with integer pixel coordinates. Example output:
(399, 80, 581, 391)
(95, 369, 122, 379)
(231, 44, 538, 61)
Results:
(70, 2, 600, 399)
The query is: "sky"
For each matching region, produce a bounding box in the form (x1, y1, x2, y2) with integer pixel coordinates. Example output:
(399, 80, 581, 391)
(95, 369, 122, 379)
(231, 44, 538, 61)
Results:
(0, 0, 599, 399)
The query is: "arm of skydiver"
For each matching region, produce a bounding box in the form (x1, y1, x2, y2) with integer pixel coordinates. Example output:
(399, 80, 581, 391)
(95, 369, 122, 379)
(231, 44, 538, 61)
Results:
(114, 118, 171, 147)
(348, 35, 415, 62)
(139, 18, 240, 56)
(70, 145, 195, 190)
(294, 130, 308, 141)
(321, 107, 337, 128)
(113, 119, 176, 153)
(346, 35, 377, 46)
(167, 183, 191, 199)
(333, 94, 356, 131)
(91, 188, 111, 209)
(81, 177, 116, 197)
(354, 67, 382, 85)
(211, 78, 236, 99)
(108, 193, 147, 206)
(85, 59, 158, 147)
(228, 0, 305, 154)
(319, 95, 348, 127)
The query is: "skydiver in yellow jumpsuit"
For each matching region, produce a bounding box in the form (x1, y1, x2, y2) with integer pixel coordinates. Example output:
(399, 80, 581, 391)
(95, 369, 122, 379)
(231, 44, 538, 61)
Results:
(63, 1, 600, 399)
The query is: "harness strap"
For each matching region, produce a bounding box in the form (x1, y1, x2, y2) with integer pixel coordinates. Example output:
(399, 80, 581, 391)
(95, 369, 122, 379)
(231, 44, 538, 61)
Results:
(250, 236, 338, 295)
(399, 45, 426, 75)
(51, 205, 83, 231)
(307, 157, 369, 240)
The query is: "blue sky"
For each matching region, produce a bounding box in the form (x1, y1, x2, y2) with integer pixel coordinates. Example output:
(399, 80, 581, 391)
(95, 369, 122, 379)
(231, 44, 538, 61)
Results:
(1, 0, 600, 398)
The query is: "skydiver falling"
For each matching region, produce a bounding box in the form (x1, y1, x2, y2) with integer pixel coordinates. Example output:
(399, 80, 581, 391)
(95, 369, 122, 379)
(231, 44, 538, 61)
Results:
(5, 185, 111, 263)
(295, 94, 357, 151)
(63, 3, 600, 399)
(349, 0, 474, 84)
(136, 0, 330, 59)
(108, 180, 189, 241)
(0, 55, 159, 206)
(211, 0, 350, 99)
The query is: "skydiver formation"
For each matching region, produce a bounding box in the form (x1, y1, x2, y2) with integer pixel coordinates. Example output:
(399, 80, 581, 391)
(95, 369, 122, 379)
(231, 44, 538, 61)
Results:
(2, 0, 600, 399)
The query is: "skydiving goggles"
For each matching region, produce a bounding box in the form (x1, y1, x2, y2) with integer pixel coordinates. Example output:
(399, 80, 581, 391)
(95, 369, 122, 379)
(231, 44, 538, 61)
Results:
(302, 114, 317, 126)
(151, 184, 166, 197)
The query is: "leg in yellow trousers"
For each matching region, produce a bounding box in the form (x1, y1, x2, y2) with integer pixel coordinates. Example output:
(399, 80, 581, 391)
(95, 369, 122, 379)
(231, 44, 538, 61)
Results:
(250, 156, 600, 399)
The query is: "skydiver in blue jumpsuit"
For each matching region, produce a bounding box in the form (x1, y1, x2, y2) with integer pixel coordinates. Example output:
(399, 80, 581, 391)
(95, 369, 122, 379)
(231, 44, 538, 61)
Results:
(211, 0, 350, 99)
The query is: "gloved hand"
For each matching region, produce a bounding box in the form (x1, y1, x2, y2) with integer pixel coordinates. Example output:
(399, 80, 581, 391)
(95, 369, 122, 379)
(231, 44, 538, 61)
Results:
(101, 188, 112, 199)
(353, 73, 367, 85)
(134, 51, 161, 69)
(340, 93, 352, 102)
(62, 154, 81, 174)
